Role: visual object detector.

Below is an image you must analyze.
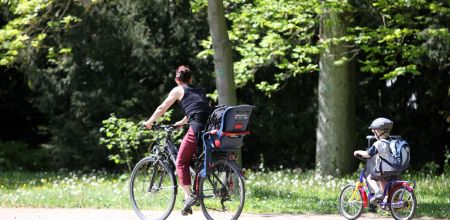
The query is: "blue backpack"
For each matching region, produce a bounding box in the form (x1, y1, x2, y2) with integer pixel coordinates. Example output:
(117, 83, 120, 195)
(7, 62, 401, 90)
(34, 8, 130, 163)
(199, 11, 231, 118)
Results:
(388, 138, 410, 171)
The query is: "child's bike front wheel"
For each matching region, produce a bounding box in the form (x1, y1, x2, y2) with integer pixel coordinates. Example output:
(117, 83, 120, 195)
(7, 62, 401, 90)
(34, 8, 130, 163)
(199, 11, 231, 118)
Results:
(339, 184, 364, 220)
(390, 186, 417, 220)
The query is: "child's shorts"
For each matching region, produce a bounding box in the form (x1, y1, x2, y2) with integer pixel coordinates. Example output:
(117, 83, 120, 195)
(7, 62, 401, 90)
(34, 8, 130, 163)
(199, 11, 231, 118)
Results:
(370, 171, 399, 181)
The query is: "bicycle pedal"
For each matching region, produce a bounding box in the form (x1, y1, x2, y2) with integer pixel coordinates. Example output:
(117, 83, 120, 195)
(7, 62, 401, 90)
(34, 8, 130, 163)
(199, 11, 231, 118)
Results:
(181, 208, 193, 216)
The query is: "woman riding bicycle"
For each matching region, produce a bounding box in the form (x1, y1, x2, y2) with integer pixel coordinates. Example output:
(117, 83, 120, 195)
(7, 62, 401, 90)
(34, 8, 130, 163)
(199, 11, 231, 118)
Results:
(144, 65, 211, 216)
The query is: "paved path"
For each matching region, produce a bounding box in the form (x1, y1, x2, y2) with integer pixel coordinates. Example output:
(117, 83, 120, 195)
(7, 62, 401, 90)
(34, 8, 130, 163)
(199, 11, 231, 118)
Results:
(0, 208, 435, 220)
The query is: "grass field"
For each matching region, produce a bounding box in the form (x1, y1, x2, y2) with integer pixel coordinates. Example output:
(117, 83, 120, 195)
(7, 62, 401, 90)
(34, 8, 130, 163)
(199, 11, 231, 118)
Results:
(0, 169, 449, 218)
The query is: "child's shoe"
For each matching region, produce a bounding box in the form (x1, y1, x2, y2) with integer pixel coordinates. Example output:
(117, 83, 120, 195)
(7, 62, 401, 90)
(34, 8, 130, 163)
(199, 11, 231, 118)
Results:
(369, 192, 383, 204)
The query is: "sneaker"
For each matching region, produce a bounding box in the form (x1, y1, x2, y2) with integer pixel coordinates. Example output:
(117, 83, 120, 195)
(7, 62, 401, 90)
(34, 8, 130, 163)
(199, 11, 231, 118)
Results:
(369, 192, 383, 204)
(181, 195, 196, 216)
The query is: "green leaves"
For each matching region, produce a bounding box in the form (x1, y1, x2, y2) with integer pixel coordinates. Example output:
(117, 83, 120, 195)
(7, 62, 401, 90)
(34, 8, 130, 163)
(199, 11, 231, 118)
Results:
(352, 0, 450, 78)
(0, 0, 82, 66)
(99, 114, 159, 171)
(198, 0, 450, 90)
(209, 0, 320, 94)
(99, 110, 182, 171)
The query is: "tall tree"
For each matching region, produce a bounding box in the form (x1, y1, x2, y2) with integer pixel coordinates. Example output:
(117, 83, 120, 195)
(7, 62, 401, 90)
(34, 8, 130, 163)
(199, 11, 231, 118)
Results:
(207, 0, 237, 106)
(203, 0, 321, 169)
(315, 1, 356, 177)
(206, 0, 240, 165)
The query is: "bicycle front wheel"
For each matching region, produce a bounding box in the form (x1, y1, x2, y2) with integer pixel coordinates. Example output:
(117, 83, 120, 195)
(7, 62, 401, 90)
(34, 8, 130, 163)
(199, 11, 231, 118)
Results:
(339, 184, 364, 220)
(199, 160, 245, 220)
(390, 187, 416, 220)
(130, 157, 177, 220)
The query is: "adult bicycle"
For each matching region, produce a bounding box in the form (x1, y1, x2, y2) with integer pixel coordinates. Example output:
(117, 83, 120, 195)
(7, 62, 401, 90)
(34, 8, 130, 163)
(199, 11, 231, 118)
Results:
(130, 105, 253, 220)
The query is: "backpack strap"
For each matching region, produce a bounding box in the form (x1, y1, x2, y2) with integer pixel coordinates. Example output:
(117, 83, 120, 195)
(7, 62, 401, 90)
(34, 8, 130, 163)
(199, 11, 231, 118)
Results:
(378, 138, 395, 167)
(379, 156, 394, 167)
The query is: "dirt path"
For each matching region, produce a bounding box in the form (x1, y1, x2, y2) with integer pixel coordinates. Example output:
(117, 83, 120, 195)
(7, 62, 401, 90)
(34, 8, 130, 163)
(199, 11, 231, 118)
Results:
(1, 208, 435, 220)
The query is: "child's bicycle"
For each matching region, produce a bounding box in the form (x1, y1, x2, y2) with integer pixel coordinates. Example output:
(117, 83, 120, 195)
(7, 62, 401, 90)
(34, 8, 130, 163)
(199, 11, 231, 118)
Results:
(129, 105, 253, 220)
(338, 154, 417, 220)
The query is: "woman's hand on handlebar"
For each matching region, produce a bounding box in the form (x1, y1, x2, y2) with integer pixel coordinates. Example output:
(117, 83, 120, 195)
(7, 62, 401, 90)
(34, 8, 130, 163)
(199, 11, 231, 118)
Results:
(173, 121, 186, 129)
(142, 121, 153, 129)
(173, 116, 188, 129)
(141, 123, 181, 131)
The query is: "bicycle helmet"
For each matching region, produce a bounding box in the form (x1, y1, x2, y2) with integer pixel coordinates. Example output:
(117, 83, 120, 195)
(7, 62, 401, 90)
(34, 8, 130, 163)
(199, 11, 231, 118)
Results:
(368, 117, 393, 130)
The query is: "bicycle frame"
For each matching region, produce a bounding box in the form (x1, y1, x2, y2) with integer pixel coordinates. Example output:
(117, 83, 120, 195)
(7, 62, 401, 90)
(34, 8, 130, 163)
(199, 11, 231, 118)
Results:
(163, 136, 178, 167)
(154, 124, 245, 191)
(150, 127, 196, 172)
(200, 130, 244, 179)
(150, 126, 208, 194)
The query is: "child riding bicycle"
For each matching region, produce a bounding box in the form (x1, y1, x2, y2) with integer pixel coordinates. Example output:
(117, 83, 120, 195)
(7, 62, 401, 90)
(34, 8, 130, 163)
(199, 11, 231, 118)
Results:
(354, 117, 400, 204)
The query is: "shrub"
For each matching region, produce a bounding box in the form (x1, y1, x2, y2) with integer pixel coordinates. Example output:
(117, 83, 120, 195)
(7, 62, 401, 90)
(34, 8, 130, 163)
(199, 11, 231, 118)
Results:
(99, 111, 181, 171)
(0, 141, 50, 171)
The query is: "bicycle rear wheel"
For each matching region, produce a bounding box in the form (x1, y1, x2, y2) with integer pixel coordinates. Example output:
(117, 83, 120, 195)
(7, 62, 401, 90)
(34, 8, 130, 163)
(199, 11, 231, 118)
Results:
(390, 187, 416, 220)
(199, 160, 245, 220)
(130, 156, 177, 220)
(339, 184, 364, 220)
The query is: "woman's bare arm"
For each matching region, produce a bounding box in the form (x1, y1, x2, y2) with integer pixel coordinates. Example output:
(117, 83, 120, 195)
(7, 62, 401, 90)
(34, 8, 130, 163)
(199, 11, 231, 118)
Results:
(145, 87, 183, 128)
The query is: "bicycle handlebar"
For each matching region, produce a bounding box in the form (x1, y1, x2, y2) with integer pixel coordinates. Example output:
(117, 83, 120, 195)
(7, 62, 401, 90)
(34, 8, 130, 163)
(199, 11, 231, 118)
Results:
(141, 123, 181, 132)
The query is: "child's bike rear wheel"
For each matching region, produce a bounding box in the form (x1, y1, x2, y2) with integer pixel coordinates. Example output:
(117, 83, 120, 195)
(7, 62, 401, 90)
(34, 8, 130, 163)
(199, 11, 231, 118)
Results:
(339, 184, 364, 220)
(130, 156, 177, 220)
(199, 160, 245, 220)
(390, 187, 417, 220)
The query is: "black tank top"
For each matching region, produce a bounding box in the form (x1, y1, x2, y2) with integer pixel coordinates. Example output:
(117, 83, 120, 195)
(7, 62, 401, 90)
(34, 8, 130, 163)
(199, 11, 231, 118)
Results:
(178, 85, 210, 124)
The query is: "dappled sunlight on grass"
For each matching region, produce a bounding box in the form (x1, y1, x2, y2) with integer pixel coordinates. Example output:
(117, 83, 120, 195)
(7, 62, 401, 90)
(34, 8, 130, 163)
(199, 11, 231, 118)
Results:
(0, 171, 130, 208)
(0, 169, 448, 218)
(244, 169, 352, 214)
(243, 169, 449, 218)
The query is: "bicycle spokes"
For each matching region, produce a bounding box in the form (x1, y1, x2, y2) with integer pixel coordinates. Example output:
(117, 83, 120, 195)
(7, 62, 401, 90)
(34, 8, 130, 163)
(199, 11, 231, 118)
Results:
(390, 187, 416, 220)
(200, 161, 245, 220)
(339, 185, 364, 219)
(130, 158, 177, 220)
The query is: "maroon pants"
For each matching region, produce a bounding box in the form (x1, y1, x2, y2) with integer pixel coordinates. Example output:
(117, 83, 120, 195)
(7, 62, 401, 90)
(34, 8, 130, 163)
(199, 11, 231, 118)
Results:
(176, 127, 197, 186)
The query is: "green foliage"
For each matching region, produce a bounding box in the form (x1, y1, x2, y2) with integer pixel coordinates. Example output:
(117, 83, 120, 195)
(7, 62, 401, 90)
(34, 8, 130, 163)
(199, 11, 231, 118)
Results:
(100, 115, 152, 171)
(99, 111, 179, 171)
(445, 146, 450, 173)
(221, 0, 450, 171)
(0, 141, 50, 171)
(1, 0, 211, 170)
(197, 0, 321, 94)
(423, 146, 450, 175)
(351, 0, 450, 78)
(0, 0, 449, 173)
(210, 0, 450, 87)
(0, 0, 81, 66)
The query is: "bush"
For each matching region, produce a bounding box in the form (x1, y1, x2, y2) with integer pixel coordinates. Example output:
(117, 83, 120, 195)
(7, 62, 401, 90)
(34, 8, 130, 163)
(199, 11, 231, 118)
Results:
(99, 111, 182, 171)
(0, 141, 50, 171)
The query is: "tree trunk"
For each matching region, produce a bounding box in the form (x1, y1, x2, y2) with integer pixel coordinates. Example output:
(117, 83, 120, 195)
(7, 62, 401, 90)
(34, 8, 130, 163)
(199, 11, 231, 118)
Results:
(207, 0, 237, 106)
(315, 6, 356, 177)
(207, 0, 241, 165)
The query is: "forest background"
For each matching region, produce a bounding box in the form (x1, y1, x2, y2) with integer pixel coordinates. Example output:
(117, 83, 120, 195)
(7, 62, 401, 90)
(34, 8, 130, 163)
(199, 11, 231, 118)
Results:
(0, 0, 449, 176)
